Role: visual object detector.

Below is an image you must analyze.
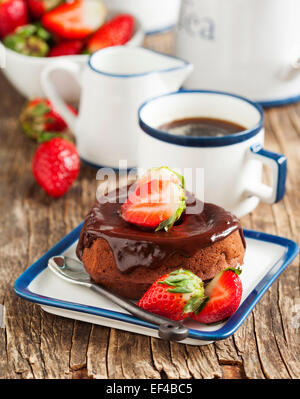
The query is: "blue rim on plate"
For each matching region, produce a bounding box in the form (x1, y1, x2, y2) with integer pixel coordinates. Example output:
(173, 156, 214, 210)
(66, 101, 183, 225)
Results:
(14, 225, 299, 342)
(138, 90, 264, 147)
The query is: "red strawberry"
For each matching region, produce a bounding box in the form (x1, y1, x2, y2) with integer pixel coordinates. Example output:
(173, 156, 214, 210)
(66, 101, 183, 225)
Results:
(27, 0, 63, 19)
(86, 14, 134, 53)
(42, 0, 107, 40)
(121, 178, 186, 231)
(32, 137, 80, 197)
(138, 269, 206, 321)
(0, 0, 28, 39)
(20, 98, 77, 140)
(49, 40, 83, 57)
(192, 268, 243, 324)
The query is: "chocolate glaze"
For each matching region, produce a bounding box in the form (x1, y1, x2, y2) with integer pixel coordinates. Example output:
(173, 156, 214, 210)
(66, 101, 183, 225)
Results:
(76, 186, 245, 273)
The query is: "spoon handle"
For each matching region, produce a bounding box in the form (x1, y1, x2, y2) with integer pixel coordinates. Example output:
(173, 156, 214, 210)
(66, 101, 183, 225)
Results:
(90, 284, 189, 342)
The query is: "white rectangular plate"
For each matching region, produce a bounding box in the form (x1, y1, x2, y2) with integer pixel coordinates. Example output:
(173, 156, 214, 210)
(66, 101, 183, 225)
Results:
(14, 225, 299, 345)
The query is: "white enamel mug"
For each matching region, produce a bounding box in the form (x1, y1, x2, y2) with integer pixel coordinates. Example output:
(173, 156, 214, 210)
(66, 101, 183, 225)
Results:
(176, 0, 300, 106)
(41, 46, 192, 169)
(137, 90, 287, 217)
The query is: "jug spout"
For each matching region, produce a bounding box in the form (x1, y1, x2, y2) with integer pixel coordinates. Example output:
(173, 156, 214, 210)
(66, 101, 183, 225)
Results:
(158, 56, 194, 92)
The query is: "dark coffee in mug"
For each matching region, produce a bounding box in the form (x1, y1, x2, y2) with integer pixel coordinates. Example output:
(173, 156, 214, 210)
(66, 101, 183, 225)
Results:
(159, 117, 246, 137)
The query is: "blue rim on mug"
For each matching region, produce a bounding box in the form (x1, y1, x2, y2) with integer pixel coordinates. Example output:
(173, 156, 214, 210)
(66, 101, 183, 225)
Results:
(138, 89, 264, 147)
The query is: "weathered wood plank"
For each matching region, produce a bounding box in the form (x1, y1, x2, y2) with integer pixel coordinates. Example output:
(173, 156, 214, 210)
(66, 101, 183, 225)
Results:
(1, 33, 300, 379)
(185, 344, 222, 379)
(108, 330, 160, 379)
(86, 325, 110, 379)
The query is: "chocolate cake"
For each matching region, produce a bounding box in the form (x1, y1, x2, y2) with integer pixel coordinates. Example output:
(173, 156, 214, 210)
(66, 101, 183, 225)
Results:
(76, 186, 245, 299)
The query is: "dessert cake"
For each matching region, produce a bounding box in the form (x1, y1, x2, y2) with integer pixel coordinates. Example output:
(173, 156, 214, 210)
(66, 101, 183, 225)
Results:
(76, 177, 245, 299)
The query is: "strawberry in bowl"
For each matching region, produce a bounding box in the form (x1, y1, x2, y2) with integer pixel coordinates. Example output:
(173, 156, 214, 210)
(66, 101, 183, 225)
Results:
(41, 0, 107, 40)
(0, 0, 144, 101)
(0, 0, 29, 39)
(27, 0, 64, 20)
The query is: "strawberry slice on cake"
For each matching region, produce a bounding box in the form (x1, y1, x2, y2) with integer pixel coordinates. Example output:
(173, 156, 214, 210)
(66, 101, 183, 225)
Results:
(121, 168, 186, 231)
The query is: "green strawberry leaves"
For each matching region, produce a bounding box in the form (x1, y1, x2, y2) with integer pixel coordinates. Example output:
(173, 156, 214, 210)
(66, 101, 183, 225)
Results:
(222, 266, 243, 275)
(184, 295, 208, 314)
(158, 269, 206, 314)
(155, 186, 186, 232)
(37, 131, 70, 143)
(31, 102, 51, 117)
(3, 24, 52, 57)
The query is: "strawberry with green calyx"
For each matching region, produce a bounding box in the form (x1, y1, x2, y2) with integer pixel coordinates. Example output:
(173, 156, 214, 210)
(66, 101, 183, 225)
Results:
(138, 269, 206, 321)
(3, 23, 52, 56)
(121, 178, 186, 232)
(36, 131, 72, 144)
(32, 137, 80, 198)
(192, 267, 243, 324)
(20, 98, 77, 141)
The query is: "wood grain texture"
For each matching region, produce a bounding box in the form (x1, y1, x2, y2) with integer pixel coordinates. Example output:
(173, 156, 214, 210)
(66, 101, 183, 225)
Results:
(0, 32, 299, 379)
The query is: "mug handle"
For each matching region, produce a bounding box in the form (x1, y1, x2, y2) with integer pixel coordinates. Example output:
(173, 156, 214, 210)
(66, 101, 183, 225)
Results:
(245, 143, 287, 204)
(41, 61, 81, 132)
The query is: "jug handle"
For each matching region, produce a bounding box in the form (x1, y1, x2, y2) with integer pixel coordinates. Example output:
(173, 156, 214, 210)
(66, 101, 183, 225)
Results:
(41, 61, 81, 133)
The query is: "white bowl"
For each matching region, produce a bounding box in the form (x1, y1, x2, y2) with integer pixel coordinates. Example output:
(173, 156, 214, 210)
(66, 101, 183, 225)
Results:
(0, 13, 144, 101)
(106, 0, 181, 34)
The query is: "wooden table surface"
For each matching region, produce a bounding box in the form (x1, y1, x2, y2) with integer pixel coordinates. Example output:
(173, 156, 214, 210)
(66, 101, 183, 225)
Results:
(0, 33, 300, 380)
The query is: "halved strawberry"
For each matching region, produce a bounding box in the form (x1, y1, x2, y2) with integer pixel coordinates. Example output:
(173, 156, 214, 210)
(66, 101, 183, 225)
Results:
(192, 268, 242, 324)
(27, 0, 63, 19)
(138, 166, 185, 188)
(121, 178, 186, 231)
(138, 269, 206, 321)
(42, 0, 107, 40)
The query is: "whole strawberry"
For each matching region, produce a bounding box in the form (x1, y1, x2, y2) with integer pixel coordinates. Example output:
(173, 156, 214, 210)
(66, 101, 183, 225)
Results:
(3, 23, 51, 56)
(138, 269, 206, 321)
(86, 14, 135, 53)
(27, 0, 64, 19)
(0, 0, 28, 39)
(20, 98, 76, 140)
(48, 40, 83, 57)
(32, 137, 80, 197)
